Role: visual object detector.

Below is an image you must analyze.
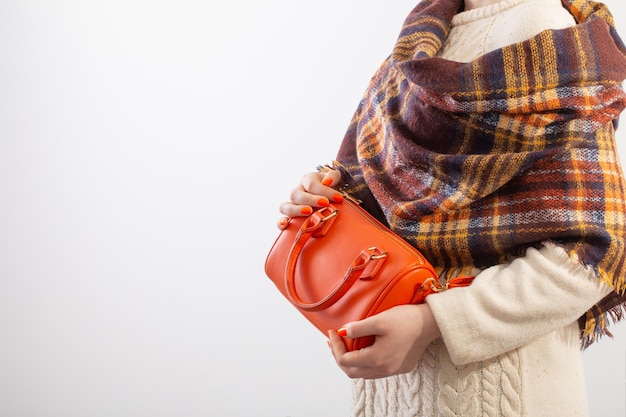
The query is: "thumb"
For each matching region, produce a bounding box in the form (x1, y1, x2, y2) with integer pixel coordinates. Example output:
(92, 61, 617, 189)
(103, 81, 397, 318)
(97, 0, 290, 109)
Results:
(338, 316, 381, 340)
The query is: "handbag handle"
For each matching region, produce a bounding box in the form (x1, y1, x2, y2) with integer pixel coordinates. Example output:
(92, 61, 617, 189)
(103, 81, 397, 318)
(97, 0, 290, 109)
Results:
(284, 207, 386, 312)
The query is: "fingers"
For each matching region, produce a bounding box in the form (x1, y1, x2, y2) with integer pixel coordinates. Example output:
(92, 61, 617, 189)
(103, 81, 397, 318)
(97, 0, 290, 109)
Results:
(328, 340, 381, 379)
(277, 169, 344, 222)
(279, 199, 315, 219)
(322, 169, 341, 186)
(290, 186, 331, 210)
(302, 170, 342, 196)
(326, 308, 430, 379)
(328, 329, 377, 379)
(327, 321, 387, 379)
(340, 317, 382, 341)
(328, 329, 348, 357)
(276, 217, 290, 230)
(298, 171, 343, 203)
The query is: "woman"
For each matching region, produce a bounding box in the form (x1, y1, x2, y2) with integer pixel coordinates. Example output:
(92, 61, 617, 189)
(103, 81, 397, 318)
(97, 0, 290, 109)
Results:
(277, 0, 626, 415)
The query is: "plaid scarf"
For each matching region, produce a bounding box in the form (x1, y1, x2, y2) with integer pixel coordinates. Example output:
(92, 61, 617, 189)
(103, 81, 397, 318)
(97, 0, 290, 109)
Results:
(334, 0, 626, 345)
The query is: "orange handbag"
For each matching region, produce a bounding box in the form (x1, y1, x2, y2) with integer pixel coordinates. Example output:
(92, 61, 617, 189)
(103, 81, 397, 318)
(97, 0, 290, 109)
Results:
(265, 196, 474, 351)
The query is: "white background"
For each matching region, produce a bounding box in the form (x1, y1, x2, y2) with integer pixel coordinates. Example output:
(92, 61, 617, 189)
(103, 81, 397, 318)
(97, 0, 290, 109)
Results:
(0, 1, 625, 416)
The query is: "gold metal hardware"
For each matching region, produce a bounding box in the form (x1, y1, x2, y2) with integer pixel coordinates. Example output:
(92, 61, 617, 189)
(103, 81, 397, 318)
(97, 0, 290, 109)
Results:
(421, 277, 448, 293)
(342, 193, 362, 205)
(368, 247, 388, 260)
(319, 209, 338, 222)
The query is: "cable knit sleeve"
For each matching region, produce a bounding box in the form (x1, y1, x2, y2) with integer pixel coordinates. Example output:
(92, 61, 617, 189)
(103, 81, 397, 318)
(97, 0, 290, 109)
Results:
(425, 242, 613, 365)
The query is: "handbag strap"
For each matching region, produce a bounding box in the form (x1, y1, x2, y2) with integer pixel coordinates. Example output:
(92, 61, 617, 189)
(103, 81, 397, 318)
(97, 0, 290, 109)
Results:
(284, 208, 387, 312)
(284, 207, 476, 312)
(419, 276, 476, 295)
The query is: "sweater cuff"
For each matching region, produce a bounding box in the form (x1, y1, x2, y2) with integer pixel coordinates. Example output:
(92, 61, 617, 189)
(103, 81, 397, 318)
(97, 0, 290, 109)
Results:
(425, 242, 612, 365)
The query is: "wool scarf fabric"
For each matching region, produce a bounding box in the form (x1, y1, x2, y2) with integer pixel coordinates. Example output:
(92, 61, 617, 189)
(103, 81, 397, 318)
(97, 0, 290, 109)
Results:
(334, 0, 626, 345)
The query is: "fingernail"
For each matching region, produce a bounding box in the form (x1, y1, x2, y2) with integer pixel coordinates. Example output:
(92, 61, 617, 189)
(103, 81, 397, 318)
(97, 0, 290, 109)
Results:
(337, 327, 347, 337)
(317, 197, 329, 207)
(301, 207, 313, 215)
(278, 217, 289, 228)
(322, 178, 333, 186)
(332, 193, 344, 203)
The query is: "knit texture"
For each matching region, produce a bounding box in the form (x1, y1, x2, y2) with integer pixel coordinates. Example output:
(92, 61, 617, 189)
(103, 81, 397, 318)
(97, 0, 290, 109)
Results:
(440, 0, 576, 62)
(352, 321, 590, 417)
(426, 243, 612, 365)
(334, 0, 626, 345)
(352, 339, 524, 417)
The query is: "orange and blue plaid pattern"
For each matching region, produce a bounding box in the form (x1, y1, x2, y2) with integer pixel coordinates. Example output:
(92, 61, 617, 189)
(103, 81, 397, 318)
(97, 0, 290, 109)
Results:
(335, 0, 626, 344)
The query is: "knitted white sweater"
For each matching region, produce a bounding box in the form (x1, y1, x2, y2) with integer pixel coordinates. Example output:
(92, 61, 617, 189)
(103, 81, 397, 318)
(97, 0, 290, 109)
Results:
(350, 1, 613, 416)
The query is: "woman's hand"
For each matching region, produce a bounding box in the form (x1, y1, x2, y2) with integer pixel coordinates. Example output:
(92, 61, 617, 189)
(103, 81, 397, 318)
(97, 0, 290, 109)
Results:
(277, 169, 343, 229)
(327, 304, 442, 379)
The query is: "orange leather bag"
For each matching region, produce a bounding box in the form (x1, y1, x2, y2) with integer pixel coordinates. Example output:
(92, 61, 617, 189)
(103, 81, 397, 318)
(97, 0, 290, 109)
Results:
(265, 196, 474, 351)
